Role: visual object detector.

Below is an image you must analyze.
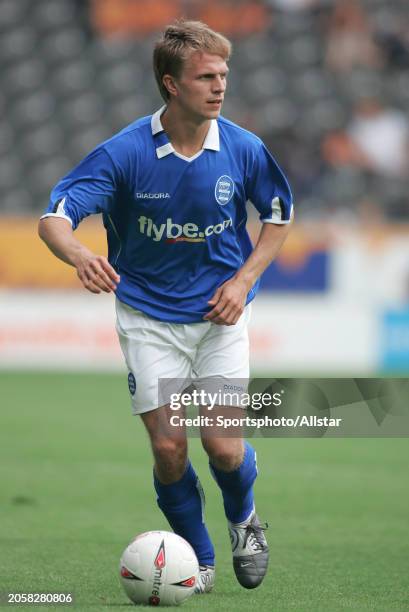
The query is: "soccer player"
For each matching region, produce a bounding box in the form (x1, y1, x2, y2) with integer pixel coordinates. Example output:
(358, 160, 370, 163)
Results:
(38, 20, 293, 593)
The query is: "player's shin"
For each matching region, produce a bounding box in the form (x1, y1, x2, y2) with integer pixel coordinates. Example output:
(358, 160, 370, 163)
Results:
(154, 461, 215, 567)
(209, 441, 257, 524)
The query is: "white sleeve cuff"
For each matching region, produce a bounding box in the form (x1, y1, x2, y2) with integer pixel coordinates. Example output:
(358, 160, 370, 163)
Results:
(261, 202, 293, 224)
(261, 217, 292, 225)
(40, 212, 73, 226)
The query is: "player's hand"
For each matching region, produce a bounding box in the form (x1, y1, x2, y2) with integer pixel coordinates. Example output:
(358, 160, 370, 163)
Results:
(204, 277, 249, 325)
(74, 249, 120, 294)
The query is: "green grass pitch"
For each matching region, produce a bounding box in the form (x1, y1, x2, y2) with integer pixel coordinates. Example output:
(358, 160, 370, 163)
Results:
(0, 372, 408, 611)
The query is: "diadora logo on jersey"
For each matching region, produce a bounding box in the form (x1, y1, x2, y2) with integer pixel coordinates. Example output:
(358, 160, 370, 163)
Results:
(136, 192, 170, 199)
(138, 215, 232, 243)
(215, 175, 234, 205)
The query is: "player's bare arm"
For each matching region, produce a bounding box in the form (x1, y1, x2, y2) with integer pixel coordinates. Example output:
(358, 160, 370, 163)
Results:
(205, 221, 292, 326)
(38, 217, 120, 294)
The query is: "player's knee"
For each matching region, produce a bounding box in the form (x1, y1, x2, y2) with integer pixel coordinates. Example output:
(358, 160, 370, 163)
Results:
(152, 437, 187, 465)
(152, 437, 188, 483)
(202, 438, 242, 471)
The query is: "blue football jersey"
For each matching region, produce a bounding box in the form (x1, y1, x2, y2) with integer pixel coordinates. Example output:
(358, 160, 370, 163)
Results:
(42, 107, 293, 323)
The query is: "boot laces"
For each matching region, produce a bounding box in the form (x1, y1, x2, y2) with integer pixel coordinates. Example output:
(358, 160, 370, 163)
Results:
(243, 521, 268, 552)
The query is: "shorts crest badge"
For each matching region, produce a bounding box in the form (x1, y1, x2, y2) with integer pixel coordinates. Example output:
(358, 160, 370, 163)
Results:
(128, 372, 136, 396)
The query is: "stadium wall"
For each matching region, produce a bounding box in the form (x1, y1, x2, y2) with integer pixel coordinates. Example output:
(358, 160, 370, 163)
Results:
(1, 218, 408, 374)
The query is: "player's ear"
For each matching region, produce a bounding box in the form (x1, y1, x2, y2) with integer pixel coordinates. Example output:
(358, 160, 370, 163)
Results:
(162, 74, 178, 98)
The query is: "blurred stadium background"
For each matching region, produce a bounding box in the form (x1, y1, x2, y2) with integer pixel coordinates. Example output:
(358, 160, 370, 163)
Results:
(1, 3, 409, 609)
(0, 0, 409, 375)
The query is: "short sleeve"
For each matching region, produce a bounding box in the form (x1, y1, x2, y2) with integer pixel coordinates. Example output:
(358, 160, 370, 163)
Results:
(246, 142, 293, 224)
(41, 147, 120, 230)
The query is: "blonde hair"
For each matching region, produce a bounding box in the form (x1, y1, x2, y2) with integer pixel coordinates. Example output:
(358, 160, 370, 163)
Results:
(153, 20, 232, 101)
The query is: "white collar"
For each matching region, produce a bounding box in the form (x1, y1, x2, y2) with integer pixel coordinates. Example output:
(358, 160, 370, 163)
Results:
(151, 106, 220, 159)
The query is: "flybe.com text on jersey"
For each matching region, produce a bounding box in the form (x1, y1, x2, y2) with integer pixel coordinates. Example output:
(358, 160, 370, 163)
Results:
(138, 215, 233, 242)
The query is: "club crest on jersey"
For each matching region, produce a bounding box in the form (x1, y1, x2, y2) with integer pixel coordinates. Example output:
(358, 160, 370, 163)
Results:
(215, 175, 234, 206)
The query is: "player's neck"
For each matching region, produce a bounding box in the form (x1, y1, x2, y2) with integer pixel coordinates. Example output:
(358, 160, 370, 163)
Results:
(161, 105, 210, 158)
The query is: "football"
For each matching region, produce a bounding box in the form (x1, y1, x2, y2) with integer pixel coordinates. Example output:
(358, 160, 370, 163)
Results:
(119, 531, 199, 606)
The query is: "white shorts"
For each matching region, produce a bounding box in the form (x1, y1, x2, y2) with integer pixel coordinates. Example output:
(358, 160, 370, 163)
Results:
(115, 298, 251, 415)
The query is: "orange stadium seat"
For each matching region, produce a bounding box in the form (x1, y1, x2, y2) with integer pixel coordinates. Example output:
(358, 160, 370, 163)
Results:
(197, 0, 269, 36)
(91, 0, 269, 37)
(91, 0, 182, 36)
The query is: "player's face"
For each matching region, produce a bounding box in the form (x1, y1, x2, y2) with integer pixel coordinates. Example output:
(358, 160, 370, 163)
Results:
(170, 52, 228, 121)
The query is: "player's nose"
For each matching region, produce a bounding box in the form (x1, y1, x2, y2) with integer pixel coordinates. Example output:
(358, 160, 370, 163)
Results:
(212, 75, 226, 93)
